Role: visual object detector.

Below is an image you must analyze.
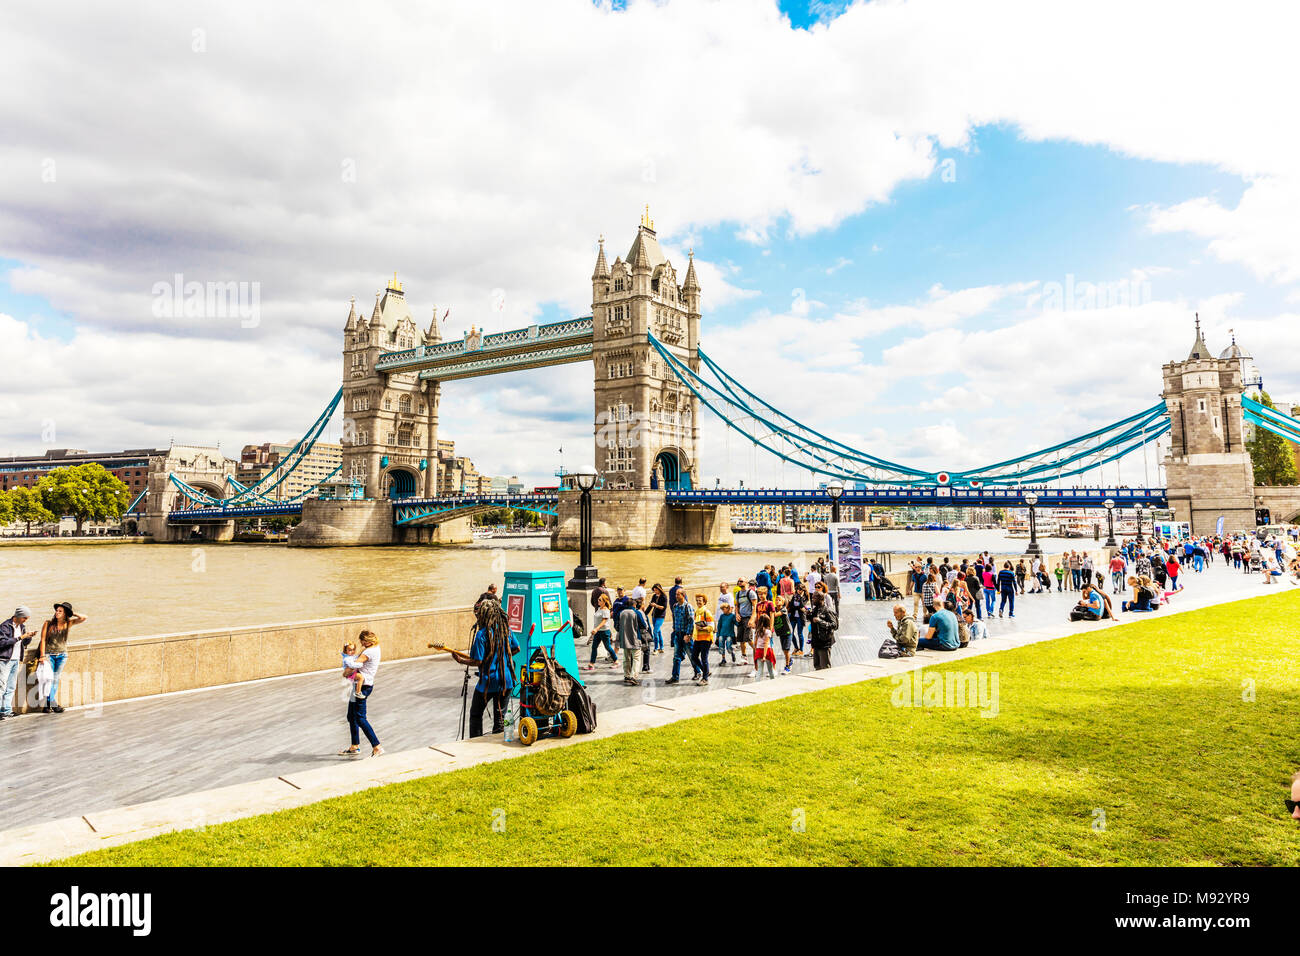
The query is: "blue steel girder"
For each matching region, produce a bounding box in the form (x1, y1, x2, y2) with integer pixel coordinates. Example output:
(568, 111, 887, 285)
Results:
(416, 342, 592, 382)
(667, 487, 1168, 508)
(394, 493, 560, 526)
(168, 503, 305, 523)
(376, 316, 594, 379)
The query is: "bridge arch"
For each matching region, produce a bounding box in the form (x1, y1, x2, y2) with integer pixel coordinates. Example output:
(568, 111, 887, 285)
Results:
(384, 465, 419, 500)
(652, 447, 693, 491)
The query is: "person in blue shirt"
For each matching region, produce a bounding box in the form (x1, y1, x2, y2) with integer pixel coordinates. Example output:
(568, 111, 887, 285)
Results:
(445, 600, 521, 738)
(996, 561, 1017, 618)
(665, 588, 696, 684)
(1069, 585, 1106, 622)
(755, 567, 772, 598)
(917, 606, 961, 651)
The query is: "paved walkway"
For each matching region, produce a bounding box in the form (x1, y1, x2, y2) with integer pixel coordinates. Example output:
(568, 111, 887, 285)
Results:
(0, 561, 1270, 834)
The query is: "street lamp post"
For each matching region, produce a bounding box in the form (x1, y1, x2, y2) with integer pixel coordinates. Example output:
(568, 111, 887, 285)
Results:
(568, 466, 600, 590)
(827, 479, 844, 524)
(1135, 505, 1145, 542)
(1103, 498, 1118, 548)
(1024, 491, 1042, 556)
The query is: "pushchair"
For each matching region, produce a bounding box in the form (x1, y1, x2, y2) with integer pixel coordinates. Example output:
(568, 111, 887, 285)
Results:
(877, 576, 904, 600)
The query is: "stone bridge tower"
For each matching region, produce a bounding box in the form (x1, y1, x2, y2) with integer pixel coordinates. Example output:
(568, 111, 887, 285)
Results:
(554, 210, 729, 557)
(590, 207, 702, 491)
(341, 275, 441, 500)
(1161, 315, 1256, 533)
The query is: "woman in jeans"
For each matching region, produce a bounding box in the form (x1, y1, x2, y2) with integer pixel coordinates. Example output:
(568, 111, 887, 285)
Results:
(787, 584, 809, 656)
(647, 583, 668, 654)
(339, 630, 383, 758)
(38, 602, 86, 714)
(583, 593, 617, 669)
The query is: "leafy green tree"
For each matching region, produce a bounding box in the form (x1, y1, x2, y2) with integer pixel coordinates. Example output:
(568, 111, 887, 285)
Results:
(36, 463, 131, 534)
(1246, 391, 1299, 486)
(0, 489, 11, 527)
(9, 487, 55, 535)
(990, 507, 1006, 523)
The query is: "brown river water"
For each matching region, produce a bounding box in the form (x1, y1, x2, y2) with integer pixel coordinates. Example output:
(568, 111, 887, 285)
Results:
(0, 530, 1033, 640)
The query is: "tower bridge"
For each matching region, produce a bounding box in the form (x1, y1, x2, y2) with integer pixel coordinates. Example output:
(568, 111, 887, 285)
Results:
(157, 211, 1300, 545)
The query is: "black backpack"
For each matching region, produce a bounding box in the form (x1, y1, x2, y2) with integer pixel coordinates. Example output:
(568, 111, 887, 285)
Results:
(529, 648, 573, 717)
(566, 677, 597, 733)
(878, 636, 901, 659)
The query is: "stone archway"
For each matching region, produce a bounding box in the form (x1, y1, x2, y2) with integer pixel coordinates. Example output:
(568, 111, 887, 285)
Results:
(385, 466, 419, 500)
(653, 449, 692, 491)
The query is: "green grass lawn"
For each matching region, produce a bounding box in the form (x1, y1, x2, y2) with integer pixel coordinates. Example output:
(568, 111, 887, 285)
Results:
(59, 591, 1299, 866)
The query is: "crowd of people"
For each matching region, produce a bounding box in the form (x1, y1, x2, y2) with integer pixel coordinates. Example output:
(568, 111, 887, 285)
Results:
(581, 558, 844, 688)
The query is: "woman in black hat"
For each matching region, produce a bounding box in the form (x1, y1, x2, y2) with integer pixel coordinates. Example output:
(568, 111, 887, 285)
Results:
(38, 602, 86, 714)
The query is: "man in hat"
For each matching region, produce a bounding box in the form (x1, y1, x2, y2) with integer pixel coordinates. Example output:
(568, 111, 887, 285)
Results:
(0, 607, 33, 720)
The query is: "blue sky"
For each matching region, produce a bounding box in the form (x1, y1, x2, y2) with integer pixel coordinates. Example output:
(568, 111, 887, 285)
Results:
(1, 0, 1296, 486)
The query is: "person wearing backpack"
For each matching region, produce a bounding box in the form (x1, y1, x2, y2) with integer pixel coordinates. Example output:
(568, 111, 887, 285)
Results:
(734, 580, 757, 668)
(808, 590, 838, 670)
(772, 595, 794, 674)
(788, 585, 809, 657)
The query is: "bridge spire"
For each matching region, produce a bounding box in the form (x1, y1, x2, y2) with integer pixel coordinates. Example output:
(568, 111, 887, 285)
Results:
(1188, 311, 1209, 359)
(683, 248, 700, 292)
(591, 234, 609, 279)
(344, 295, 357, 332)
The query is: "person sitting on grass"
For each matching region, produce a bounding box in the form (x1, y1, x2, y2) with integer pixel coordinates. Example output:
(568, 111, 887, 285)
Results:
(917, 603, 961, 652)
(1069, 584, 1105, 622)
(885, 603, 918, 657)
(1121, 575, 1159, 612)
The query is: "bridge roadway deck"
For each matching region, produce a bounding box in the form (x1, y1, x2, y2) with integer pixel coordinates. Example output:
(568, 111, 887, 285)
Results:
(0, 562, 1266, 827)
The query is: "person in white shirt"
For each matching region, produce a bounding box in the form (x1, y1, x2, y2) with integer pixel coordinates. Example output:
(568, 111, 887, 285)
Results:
(806, 568, 822, 590)
(339, 630, 383, 758)
(630, 578, 647, 603)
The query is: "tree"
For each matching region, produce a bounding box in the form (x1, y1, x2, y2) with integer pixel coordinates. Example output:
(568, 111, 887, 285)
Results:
(1246, 391, 1300, 486)
(0, 489, 11, 528)
(35, 463, 131, 534)
(9, 487, 55, 535)
(990, 506, 1006, 523)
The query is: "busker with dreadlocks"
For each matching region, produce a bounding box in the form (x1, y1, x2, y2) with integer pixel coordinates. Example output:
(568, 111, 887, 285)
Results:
(444, 596, 520, 738)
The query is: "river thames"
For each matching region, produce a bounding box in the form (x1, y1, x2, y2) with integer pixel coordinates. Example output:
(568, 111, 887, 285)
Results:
(1, 529, 1057, 640)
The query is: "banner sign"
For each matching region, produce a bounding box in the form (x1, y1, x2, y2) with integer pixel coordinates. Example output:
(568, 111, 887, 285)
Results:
(827, 522, 866, 600)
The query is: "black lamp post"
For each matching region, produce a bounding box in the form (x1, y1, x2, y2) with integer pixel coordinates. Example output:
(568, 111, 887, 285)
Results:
(1103, 498, 1118, 548)
(827, 478, 844, 523)
(1024, 491, 1042, 556)
(1135, 505, 1144, 542)
(568, 466, 599, 589)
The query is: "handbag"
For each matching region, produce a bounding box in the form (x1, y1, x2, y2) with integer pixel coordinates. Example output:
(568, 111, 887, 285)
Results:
(878, 636, 901, 659)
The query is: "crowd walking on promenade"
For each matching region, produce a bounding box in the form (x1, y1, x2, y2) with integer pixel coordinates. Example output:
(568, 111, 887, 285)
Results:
(578, 558, 845, 686)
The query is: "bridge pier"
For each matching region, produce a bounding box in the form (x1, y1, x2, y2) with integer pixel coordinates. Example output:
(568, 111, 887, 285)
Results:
(289, 499, 397, 546)
(395, 517, 474, 545)
(551, 489, 732, 551)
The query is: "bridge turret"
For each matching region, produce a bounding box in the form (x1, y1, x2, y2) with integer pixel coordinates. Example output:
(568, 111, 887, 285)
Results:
(344, 296, 357, 334)
(1161, 313, 1255, 533)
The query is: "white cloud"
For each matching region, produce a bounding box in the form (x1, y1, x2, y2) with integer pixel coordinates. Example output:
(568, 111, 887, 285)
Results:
(1146, 177, 1300, 284)
(2, 0, 1299, 482)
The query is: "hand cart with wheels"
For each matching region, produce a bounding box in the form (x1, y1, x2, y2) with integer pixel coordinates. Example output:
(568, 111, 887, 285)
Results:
(514, 648, 577, 746)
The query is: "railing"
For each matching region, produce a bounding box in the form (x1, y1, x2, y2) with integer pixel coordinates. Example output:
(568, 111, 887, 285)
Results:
(375, 316, 594, 372)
